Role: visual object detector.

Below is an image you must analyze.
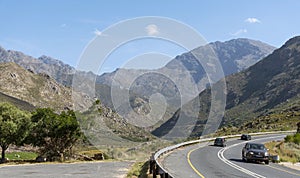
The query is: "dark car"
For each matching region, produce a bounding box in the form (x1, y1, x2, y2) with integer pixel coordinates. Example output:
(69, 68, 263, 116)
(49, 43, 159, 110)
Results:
(242, 143, 269, 164)
(241, 134, 251, 140)
(214, 137, 227, 147)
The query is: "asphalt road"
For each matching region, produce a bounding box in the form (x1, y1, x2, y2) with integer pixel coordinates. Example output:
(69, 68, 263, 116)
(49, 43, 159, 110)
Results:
(161, 134, 300, 178)
(0, 161, 132, 178)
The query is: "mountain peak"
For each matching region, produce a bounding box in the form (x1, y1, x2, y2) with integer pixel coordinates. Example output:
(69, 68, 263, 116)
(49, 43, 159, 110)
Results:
(153, 36, 300, 137)
(282, 35, 300, 47)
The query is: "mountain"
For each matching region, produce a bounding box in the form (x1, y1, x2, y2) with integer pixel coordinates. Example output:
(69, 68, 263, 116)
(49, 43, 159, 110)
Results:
(98, 38, 275, 90)
(96, 38, 275, 130)
(78, 102, 154, 146)
(0, 47, 75, 86)
(0, 62, 153, 143)
(165, 38, 275, 81)
(0, 39, 275, 132)
(153, 36, 300, 138)
(0, 62, 92, 111)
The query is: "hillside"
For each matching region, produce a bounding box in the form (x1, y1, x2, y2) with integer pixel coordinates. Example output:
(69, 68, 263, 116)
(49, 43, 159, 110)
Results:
(78, 101, 154, 146)
(217, 95, 300, 135)
(96, 39, 275, 130)
(0, 62, 92, 111)
(153, 36, 300, 138)
(0, 47, 75, 86)
(0, 92, 35, 111)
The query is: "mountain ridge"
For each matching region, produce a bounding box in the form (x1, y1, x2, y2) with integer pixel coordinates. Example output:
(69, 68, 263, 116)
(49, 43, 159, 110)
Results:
(0, 62, 92, 111)
(153, 36, 300, 138)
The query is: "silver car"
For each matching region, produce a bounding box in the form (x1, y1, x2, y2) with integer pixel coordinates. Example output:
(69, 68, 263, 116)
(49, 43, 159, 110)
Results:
(242, 143, 269, 164)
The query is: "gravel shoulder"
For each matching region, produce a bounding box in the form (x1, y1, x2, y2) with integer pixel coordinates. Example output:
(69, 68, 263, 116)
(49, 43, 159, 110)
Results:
(0, 161, 133, 178)
(280, 162, 300, 171)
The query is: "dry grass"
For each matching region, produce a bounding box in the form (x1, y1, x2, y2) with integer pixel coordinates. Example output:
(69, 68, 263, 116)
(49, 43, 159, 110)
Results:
(265, 140, 300, 163)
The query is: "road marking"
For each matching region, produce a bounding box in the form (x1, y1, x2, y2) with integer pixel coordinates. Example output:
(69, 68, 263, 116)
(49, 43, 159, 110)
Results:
(187, 147, 205, 178)
(217, 135, 284, 178)
(267, 165, 300, 177)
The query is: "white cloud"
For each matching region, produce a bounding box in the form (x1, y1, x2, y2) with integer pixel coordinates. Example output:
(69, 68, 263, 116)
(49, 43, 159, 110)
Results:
(245, 18, 261, 23)
(94, 29, 102, 36)
(231, 29, 247, 36)
(60, 24, 67, 28)
(145, 24, 159, 36)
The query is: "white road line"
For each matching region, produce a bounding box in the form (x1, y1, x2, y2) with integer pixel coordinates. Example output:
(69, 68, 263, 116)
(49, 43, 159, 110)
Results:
(217, 135, 284, 178)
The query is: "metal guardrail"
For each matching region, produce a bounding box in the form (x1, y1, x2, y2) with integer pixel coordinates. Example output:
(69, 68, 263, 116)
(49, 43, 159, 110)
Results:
(150, 130, 296, 178)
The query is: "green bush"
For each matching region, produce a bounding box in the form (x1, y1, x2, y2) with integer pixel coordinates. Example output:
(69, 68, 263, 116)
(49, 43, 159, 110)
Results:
(293, 133, 300, 144)
(285, 133, 300, 145)
(285, 135, 294, 143)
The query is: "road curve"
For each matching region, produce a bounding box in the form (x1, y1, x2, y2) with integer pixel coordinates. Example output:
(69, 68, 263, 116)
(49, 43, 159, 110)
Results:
(161, 134, 300, 178)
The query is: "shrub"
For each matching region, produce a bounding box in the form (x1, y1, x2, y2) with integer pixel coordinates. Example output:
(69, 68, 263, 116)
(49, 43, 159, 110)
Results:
(284, 133, 300, 145)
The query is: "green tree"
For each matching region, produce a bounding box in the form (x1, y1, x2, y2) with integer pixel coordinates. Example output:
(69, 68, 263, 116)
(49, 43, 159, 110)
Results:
(29, 108, 82, 161)
(0, 102, 31, 163)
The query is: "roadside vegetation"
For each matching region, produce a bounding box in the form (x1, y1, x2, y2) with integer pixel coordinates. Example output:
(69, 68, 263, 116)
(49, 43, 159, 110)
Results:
(265, 134, 300, 163)
(126, 161, 149, 178)
(265, 123, 300, 163)
(0, 101, 171, 170)
(216, 110, 299, 136)
(0, 102, 82, 163)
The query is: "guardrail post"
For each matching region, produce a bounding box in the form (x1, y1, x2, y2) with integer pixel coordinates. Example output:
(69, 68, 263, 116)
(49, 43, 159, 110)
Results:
(150, 154, 155, 174)
(152, 163, 157, 178)
(150, 160, 155, 174)
(158, 167, 165, 178)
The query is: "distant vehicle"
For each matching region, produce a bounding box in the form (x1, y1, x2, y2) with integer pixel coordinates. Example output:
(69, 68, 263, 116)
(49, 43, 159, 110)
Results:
(241, 134, 251, 140)
(242, 143, 269, 164)
(214, 137, 227, 147)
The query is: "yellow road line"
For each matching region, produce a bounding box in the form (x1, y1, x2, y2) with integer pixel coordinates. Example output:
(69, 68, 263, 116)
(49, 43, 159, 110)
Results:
(267, 165, 300, 177)
(187, 147, 205, 178)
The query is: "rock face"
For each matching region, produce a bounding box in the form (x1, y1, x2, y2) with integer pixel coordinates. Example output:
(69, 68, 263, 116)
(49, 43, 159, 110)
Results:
(0, 38, 275, 131)
(153, 36, 300, 138)
(98, 38, 275, 89)
(0, 62, 92, 111)
(0, 47, 75, 86)
(96, 38, 275, 130)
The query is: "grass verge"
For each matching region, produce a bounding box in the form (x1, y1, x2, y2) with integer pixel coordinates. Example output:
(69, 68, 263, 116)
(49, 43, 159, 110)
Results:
(2, 152, 38, 161)
(265, 138, 300, 163)
(127, 161, 149, 178)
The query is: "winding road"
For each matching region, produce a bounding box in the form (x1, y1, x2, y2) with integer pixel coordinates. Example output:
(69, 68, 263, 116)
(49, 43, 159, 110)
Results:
(161, 134, 300, 178)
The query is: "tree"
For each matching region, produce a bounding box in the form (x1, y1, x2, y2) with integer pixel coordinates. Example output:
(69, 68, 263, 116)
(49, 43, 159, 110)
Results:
(29, 108, 82, 161)
(297, 122, 300, 134)
(0, 102, 31, 163)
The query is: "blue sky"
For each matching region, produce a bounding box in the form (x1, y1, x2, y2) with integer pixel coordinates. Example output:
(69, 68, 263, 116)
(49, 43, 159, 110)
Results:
(0, 0, 299, 74)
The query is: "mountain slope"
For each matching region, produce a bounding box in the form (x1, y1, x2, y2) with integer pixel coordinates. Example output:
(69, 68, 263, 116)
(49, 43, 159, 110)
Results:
(98, 38, 275, 89)
(0, 62, 92, 111)
(0, 91, 35, 111)
(153, 36, 300, 138)
(96, 38, 275, 130)
(0, 47, 75, 86)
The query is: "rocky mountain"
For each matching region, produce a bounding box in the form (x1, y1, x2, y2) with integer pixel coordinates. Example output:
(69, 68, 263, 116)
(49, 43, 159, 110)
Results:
(0, 62, 153, 143)
(0, 39, 275, 132)
(98, 38, 275, 88)
(165, 38, 275, 81)
(153, 36, 300, 138)
(96, 38, 275, 130)
(0, 47, 75, 86)
(0, 62, 92, 111)
(78, 101, 154, 146)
